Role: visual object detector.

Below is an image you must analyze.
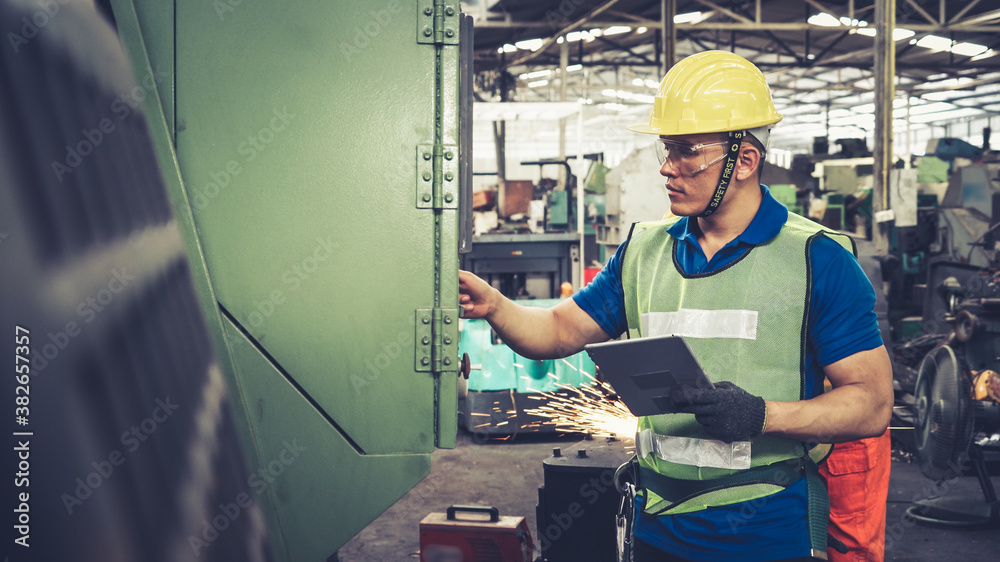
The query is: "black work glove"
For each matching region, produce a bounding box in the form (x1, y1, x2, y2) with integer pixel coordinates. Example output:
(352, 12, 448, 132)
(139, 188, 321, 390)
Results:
(671, 381, 767, 443)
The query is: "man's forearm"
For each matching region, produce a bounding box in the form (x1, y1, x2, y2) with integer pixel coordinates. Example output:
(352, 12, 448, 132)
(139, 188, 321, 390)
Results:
(763, 346, 894, 443)
(485, 296, 573, 360)
(763, 384, 892, 443)
(461, 269, 610, 360)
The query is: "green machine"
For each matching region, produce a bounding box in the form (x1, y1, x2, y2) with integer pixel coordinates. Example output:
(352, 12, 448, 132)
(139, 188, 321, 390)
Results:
(109, 1, 472, 560)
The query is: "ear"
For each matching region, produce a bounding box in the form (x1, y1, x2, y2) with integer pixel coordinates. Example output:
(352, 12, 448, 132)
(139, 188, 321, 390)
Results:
(734, 144, 761, 182)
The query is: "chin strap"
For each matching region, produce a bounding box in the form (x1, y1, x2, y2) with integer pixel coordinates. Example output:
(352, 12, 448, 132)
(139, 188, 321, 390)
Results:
(698, 130, 745, 218)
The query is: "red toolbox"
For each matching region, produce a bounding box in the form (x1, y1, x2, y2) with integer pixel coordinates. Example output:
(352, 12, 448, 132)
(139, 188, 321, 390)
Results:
(420, 505, 534, 562)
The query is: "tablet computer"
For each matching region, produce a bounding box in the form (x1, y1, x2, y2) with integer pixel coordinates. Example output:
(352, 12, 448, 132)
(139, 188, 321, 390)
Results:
(584, 335, 714, 417)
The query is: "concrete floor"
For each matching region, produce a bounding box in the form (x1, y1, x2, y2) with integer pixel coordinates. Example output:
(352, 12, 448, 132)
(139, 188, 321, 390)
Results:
(337, 431, 1000, 561)
(884, 448, 1000, 560)
(337, 431, 575, 561)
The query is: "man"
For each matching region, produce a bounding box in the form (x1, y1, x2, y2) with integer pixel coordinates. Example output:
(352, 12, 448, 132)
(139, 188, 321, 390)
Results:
(459, 51, 892, 561)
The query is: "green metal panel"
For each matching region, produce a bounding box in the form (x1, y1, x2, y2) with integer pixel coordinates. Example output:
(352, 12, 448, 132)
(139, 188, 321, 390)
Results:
(112, 0, 463, 558)
(109, 1, 290, 557)
(223, 317, 431, 560)
(128, 0, 174, 135)
(171, 0, 450, 453)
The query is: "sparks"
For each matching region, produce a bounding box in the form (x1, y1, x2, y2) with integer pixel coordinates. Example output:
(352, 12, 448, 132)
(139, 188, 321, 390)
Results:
(524, 377, 637, 439)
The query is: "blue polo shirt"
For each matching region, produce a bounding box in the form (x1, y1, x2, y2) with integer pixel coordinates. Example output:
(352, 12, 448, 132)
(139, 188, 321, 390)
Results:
(573, 185, 882, 560)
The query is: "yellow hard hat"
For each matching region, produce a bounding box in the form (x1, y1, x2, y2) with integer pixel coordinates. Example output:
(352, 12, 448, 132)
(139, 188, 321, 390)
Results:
(629, 50, 782, 136)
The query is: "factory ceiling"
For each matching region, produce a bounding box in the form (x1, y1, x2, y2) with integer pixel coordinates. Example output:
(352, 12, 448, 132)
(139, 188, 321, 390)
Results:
(464, 0, 1000, 151)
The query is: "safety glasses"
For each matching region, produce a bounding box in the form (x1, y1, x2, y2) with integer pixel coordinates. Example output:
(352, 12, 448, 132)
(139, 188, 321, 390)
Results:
(655, 139, 730, 177)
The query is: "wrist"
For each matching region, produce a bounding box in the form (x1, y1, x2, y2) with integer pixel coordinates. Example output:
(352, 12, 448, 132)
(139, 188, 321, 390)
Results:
(760, 400, 769, 435)
(761, 400, 788, 436)
(483, 286, 504, 322)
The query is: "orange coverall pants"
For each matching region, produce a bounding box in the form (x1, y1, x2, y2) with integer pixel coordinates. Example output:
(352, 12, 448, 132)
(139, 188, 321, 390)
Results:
(819, 430, 892, 562)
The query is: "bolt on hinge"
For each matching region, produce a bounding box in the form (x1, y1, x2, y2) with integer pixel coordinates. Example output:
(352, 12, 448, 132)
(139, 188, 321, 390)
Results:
(416, 143, 458, 210)
(415, 307, 459, 372)
(417, 0, 459, 45)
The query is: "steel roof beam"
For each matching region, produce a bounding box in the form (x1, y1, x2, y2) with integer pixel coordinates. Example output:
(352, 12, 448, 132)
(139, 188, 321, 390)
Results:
(948, 0, 982, 24)
(474, 21, 1000, 32)
(677, 22, 1000, 31)
(904, 0, 938, 26)
(947, 7, 1000, 27)
(696, 0, 753, 24)
(472, 20, 655, 29)
(507, 0, 625, 67)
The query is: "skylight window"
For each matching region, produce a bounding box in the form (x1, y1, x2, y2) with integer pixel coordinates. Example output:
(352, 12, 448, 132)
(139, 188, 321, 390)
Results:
(565, 30, 595, 42)
(893, 28, 915, 41)
(519, 69, 551, 80)
(515, 38, 543, 51)
(603, 26, 631, 36)
(808, 12, 910, 40)
(674, 12, 703, 24)
(951, 42, 989, 57)
(807, 13, 840, 26)
(914, 35, 953, 51)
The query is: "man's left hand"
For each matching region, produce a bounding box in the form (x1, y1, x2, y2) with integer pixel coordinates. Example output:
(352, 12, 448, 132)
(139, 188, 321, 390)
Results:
(672, 381, 767, 443)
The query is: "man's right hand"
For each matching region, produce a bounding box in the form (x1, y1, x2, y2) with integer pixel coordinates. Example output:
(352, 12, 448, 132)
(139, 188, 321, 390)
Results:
(459, 270, 498, 320)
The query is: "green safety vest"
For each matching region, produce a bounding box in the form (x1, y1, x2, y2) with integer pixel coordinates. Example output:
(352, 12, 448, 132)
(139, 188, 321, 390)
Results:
(621, 212, 854, 519)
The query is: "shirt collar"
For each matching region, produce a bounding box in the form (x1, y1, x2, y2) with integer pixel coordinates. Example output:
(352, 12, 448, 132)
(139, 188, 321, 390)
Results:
(666, 184, 788, 246)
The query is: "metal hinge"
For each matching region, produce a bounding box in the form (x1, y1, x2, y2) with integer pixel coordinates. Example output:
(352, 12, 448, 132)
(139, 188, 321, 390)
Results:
(415, 308, 459, 372)
(417, 0, 459, 45)
(416, 144, 458, 209)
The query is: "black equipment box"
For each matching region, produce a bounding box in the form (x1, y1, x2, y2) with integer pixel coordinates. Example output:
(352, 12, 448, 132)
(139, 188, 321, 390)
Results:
(535, 438, 634, 562)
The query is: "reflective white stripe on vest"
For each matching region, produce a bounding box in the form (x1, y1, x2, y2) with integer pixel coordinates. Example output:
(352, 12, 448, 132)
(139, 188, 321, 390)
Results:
(637, 428, 752, 470)
(641, 309, 758, 340)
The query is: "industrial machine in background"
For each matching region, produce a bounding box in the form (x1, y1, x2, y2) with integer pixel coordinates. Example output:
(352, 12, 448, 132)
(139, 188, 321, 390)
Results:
(908, 343, 1000, 528)
(462, 232, 582, 301)
(519, 158, 607, 241)
(781, 137, 877, 233)
(458, 299, 598, 436)
(466, 158, 607, 299)
(106, 1, 473, 560)
(878, 140, 1000, 528)
(460, 158, 608, 437)
(879, 138, 998, 392)
(596, 144, 670, 251)
(901, 252, 1000, 527)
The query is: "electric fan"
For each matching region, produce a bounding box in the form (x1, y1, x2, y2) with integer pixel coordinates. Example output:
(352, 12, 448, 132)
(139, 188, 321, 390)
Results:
(908, 345, 1000, 528)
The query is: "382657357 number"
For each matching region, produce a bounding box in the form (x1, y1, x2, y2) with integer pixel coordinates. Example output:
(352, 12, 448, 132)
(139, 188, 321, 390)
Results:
(15, 326, 30, 422)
